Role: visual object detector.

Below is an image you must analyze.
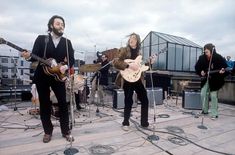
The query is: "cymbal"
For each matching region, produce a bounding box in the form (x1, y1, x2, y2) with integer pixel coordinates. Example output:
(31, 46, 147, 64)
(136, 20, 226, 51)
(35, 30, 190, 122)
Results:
(79, 64, 101, 72)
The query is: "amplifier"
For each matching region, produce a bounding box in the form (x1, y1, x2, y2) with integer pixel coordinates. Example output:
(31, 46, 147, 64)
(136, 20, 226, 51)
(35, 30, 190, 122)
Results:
(182, 90, 202, 110)
(146, 87, 163, 106)
(113, 89, 138, 109)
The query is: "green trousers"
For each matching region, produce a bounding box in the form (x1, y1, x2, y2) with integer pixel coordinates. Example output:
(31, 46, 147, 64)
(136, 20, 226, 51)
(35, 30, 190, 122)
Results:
(201, 81, 219, 117)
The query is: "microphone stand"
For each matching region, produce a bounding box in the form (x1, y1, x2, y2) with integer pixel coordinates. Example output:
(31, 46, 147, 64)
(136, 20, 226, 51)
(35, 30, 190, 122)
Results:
(63, 35, 79, 155)
(147, 62, 159, 141)
(198, 47, 214, 130)
(13, 58, 17, 111)
(11, 58, 18, 109)
(95, 72, 101, 115)
(11, 57, 24, 115)
(64, 75, 79, 155)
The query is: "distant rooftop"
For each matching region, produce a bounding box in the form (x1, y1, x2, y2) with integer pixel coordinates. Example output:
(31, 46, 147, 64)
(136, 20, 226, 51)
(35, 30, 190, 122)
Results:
(152, 31, 201, 48)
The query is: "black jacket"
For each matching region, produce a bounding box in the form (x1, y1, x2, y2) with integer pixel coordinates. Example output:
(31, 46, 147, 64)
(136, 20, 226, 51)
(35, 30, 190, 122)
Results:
(195, 52, 227, 91)
(98, 60, 110, 86)
(31, 34, 74, 83)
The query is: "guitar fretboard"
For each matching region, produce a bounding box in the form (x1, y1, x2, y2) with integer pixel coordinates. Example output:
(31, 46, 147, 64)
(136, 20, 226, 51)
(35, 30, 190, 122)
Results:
(3, 39, 50, 66)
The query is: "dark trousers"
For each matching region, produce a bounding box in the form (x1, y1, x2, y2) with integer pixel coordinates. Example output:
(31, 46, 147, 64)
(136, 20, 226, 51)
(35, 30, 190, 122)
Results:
(123, 80, 149, 127)
(36, 77, 70, 135)
(75, 92, 81, 109)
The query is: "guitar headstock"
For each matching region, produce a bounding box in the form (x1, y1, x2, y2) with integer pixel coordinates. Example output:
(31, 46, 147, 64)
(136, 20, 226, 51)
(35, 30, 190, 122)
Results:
(154, 47, 167, 56)
(0, 37, 7, 44)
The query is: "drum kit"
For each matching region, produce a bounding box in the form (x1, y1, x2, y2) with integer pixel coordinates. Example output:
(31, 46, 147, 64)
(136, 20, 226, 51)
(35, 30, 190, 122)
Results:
(50, 63, 101, 118)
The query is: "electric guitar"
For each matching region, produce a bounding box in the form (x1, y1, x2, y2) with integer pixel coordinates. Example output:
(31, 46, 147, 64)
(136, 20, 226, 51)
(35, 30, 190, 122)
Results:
(0, 37, 67, 82)
(120, 47, 167, 82)
(201, 68, 232, 80)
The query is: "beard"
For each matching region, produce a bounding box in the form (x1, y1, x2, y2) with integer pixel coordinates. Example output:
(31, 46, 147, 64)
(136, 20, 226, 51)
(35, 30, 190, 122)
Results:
(52, 27, 63, 37)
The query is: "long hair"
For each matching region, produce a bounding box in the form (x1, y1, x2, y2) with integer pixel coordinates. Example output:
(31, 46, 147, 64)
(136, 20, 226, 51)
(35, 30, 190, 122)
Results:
(127, 32, 141, 50)
(204, 43, 216, 54)
(47, 15, 65, 32)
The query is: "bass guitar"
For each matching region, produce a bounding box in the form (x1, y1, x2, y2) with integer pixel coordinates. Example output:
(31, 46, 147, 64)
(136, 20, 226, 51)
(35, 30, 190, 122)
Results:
(0, 37, 67, 82)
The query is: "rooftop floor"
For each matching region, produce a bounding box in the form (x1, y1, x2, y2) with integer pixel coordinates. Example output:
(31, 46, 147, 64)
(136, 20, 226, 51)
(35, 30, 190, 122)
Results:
(0, 95, 235, 155)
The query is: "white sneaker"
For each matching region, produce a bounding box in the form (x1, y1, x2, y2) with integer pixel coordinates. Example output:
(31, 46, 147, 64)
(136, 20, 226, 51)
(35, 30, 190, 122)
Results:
(122, 126, 130, 131)
(210, 116, 218, 120)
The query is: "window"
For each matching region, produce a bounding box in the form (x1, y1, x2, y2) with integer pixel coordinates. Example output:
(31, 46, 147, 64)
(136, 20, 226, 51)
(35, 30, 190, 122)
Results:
(190, 48, 197, 71)
(2, 58, 8, 63)
(2, 68, 8, 73)
(167, 43, 175, 70)
(151, 33, 159, 45)
(175, 45, 183, 71)
(183, 46, 190, 71)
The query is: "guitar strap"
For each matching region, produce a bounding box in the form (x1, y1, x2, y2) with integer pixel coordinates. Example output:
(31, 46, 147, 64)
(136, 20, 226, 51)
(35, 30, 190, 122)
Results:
(43, 35, 49, 59)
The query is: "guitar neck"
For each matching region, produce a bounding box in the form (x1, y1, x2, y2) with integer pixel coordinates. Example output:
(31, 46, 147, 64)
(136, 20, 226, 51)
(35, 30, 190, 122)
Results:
(4, 39, 51, 66)
(4, 40, 24, 52)
(30, 54, 50, 66)
(208, 68, 231, 74)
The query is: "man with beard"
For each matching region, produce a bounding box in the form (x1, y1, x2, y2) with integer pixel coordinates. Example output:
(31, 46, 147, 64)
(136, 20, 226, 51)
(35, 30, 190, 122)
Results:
(21, 15, 75, 143)
(195, 43, 227, 120)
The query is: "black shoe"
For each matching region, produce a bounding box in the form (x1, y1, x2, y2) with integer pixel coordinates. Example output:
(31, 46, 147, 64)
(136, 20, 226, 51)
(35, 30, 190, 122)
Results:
(77, 105, 84, 110)
(122, 121, 130, 126)
(141, 122, 149, 128)
(201, 111, 208, 115)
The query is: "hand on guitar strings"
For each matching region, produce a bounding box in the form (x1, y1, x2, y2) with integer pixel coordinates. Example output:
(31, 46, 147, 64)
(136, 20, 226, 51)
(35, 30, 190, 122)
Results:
(219, 68, 225, 74)
(60, 65, 68, 74)
(128, 63, 139, 71)
(21, 50, 31, 60)
(201, 70, 206, 77)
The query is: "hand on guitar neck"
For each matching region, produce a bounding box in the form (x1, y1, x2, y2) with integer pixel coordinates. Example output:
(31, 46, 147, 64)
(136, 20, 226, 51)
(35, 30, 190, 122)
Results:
(21, 50, 31, 60)
(201, 68, 226, 77)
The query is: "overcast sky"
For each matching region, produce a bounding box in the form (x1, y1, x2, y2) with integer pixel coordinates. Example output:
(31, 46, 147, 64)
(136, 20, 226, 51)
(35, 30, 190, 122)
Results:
(0, 0, 235, 60)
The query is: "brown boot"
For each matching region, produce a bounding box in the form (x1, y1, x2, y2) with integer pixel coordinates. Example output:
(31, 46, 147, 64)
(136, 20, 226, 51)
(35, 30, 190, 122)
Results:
(43, 134, 52, 143)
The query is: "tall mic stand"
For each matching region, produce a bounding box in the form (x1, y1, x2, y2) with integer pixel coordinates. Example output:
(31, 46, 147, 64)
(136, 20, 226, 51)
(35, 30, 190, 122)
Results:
(13, 57, 18, 111)
(95, 72, 101, 115)
(64, 75, 79, 155)
(11, 58, 18, 109)
(63, 35, 79, 155)
(147, 63, 159, 141)
(198, 47, 214, 130)
(10, 57, 24, 115)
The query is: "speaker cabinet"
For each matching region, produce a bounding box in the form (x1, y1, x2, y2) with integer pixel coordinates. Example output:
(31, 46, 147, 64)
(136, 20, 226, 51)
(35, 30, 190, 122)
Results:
(146, 87, 163, 106)
(113, 89, 137, 109)
(183, 90, 202, 110)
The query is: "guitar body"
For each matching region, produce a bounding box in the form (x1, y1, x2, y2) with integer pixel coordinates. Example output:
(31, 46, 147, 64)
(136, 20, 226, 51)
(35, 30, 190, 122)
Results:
(42, 58, 67, 82)
(120, 55, 149, 82)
